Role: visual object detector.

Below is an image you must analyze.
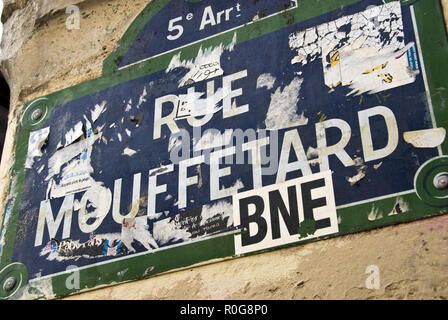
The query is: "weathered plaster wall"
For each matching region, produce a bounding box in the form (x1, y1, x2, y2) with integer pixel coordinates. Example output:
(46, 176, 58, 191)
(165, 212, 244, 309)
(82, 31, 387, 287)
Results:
(0, 0, 447, 300)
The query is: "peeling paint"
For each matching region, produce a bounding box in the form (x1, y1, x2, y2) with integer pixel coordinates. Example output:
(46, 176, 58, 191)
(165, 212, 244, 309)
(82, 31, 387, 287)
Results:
(149, 165, 170, 177)
(306, 146, 320, 159)
(388, 197, 410, 216)
(368, 205, 383, 221)
(77, 183, 112, 233)
(346, 158, 367, 186)
(49, 157, 93, 199)
(264, 77, 308, 130)
(37, 165, 45, 174)
(1, 0, 447, 301)
(121, 217, 158, 253)
(45, 104, 108, 200)
(47, 135, 101, 198)
(122, 147, 138, 157)
(342, 43, 420, 96)
(63, 121, 84, 148)
(256, 73, 276, 90)
(25, 127, 50, 169)
(177, 88, 225, 119)
(197, 164, 203, 189)
(137, 87, 148, 109)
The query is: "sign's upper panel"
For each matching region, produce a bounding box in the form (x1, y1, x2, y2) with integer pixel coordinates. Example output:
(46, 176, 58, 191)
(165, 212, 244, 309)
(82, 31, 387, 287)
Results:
(118, 0, 298, 68)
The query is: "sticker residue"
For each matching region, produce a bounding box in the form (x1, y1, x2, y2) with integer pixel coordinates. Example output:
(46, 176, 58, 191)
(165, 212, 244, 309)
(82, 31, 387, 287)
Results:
(289, 2, 419, 96)
(264, 77, 308, 130)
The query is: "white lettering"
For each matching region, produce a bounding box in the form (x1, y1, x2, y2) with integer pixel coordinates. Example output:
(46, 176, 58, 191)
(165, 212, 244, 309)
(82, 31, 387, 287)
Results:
(359, 106, 399, 162)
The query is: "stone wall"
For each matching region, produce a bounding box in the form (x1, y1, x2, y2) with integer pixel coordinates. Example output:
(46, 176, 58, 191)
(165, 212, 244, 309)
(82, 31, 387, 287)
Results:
(0, 0, 447, 300)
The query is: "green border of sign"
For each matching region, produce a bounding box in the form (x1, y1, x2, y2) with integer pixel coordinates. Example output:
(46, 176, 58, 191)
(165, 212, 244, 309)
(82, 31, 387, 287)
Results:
(0, 0, 447, 299)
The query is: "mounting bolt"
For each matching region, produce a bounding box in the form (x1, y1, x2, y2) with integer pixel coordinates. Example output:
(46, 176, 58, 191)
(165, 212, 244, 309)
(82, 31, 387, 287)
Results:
(31, 109, 43, 121)
(3, 277, 16, 292)
(435, 175, 448, 190)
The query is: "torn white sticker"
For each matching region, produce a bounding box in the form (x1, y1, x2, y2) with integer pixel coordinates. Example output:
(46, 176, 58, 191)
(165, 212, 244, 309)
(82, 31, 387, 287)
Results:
(26, 127, 50, 169)
(121, 217, 159, 253)
(368, 205, 383, 221)
(152, 217, 192, 246)
(137, 87, 148, 108)
(90, 101, 107, 123)
(346, 169, 366, 186)
(125, 98, 132, 112)
(346, 161, 367, 186)
(46, 131, 100, 181)
(49, 158, 93, 199)
(256, 73, 276, 90)
(168, 134, 183, 152)
(46, 120, 104, 199)
(388, 197, 409, 216)
(289, 2, 418, 96)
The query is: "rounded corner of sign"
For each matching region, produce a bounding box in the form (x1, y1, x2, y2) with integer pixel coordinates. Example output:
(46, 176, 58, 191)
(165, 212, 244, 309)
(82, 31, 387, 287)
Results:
(413, 155, 448, 208)
(21, 97, 52, 131)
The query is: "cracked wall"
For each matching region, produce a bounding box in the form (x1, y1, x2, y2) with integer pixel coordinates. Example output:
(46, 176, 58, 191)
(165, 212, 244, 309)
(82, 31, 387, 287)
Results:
(0, 0, 447, 300)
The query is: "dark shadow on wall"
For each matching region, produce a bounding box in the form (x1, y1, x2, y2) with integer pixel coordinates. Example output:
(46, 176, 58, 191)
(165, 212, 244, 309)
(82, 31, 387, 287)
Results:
(0, 73, 10, 163)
